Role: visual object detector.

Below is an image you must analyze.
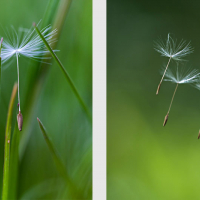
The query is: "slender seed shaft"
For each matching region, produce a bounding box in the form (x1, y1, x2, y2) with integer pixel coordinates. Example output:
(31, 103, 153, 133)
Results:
(16, 53, 20, 112)
(163, 83, 179, 126)
(167, 83, 178, 114)
(156, 57, 172, 95)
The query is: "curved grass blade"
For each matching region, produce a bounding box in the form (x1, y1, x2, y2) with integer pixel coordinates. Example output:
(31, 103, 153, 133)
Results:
(8, 122, 20, 199)
(33, 24, 92, 123)
(37, 117, 82, 198)
(2, 83, 18, 200)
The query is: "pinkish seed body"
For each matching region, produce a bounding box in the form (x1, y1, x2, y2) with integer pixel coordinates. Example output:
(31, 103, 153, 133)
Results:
(17, 111, 23, 131)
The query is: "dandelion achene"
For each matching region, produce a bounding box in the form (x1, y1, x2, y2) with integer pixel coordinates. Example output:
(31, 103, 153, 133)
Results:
(1, 23, 57, 131)
(17, 111, 23, 131)
(163, 114, 169, 126)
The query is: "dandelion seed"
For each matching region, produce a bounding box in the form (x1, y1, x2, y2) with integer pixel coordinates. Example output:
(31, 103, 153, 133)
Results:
(154, 34, 193, 95)
(162, 66, 200, 126)
(1, 24, 57, 131)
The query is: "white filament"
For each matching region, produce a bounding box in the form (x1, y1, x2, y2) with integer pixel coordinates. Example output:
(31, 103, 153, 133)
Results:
(1, 25, 57, 64)
(154, 33, 193, 61)
(163, 66, 200, 84)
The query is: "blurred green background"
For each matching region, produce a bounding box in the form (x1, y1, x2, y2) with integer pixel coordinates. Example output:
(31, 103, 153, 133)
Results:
(107, 0, 200, 199)
(0, 0, 92, 199)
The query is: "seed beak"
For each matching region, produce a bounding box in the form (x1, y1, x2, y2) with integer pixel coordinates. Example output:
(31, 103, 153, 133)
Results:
(163, 114, 169, 126)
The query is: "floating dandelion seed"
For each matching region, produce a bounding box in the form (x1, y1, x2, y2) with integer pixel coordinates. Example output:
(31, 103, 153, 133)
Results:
(154, 34, 193, 95)
(162, 67, 200, 126)
(1, 24, 57, 131)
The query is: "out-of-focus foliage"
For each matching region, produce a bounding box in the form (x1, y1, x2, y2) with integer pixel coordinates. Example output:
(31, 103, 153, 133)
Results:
(108, 0, 200, 199)
(0, 0, 92, 199)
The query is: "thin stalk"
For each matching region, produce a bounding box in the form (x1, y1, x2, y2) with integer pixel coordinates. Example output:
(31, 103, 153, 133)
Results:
(16, 53, 20, 111)
(163, 83, 178, 126)
(2, 83, 18, 200)
(156, 57, 172, 95)
(37, 117, 82, 198)
(33, 23, 92, 122)
(168, 83, 178, 114)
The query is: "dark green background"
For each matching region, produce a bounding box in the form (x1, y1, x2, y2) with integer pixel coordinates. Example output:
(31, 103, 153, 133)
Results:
(0, 0, 92, 199)
(108, 0, 200, 199)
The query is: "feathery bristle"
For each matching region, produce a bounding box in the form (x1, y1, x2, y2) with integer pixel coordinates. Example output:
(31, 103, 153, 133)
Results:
(154, 34, 193, 61)
(1, 24, 57, 64)
(163, 66, 200, 85)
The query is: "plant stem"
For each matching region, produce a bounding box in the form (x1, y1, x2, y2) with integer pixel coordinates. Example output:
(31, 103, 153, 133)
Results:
(2, 83, 18, 200)
(167, 83, 179, 114)
(33, 24, 92, 122)
(156, 57, 172, 95)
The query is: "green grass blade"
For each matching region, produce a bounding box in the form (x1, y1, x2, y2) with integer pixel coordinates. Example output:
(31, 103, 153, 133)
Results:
(37, 117, 82, 198)
(8, 122, 20, 199)
(33, 24, 92, 123)
(2, 83, 18, 200)
(0, 37, 3, 100)
(37, 117, 70, 182)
